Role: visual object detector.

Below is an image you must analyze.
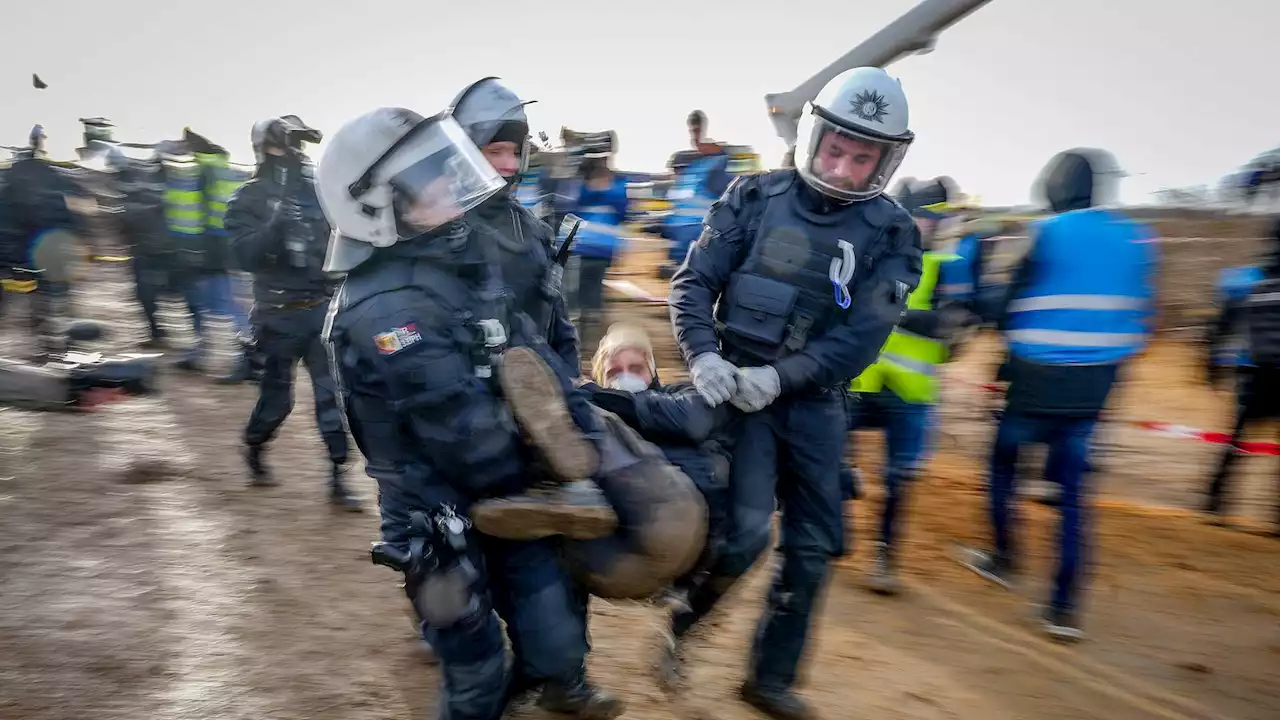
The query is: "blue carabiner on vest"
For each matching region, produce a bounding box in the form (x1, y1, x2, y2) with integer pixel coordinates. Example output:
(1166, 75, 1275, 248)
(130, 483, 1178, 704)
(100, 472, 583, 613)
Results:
(832, 280, 852, 309)
(829, 240, 856, 310)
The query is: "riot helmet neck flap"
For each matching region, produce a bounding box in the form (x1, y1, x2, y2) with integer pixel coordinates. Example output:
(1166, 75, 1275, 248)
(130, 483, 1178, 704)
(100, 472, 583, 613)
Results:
(315, 107, 505, 273)
(794, 67, 914, 203)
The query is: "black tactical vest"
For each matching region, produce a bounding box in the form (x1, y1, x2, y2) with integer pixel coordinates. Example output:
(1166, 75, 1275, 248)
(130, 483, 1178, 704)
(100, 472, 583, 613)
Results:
(715, 171, 901, 366)
(330, 247, 512, 384)
(253, 172, 334, 307)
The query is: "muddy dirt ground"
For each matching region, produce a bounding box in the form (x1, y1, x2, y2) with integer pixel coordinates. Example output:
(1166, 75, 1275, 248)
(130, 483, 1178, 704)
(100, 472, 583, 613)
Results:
(1, 249, 1277, 720)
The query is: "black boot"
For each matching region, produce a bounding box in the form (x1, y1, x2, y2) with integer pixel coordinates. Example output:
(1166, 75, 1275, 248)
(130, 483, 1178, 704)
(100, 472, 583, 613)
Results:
(329, 462, 363, 512)
(246, 444, 276, 486)
(537, 670, 625, 720)
(739, 682, 814, 720)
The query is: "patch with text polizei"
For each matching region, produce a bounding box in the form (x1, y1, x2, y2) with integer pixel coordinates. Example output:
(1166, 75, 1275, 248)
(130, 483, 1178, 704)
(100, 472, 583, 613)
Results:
(373, 323, 423, 355)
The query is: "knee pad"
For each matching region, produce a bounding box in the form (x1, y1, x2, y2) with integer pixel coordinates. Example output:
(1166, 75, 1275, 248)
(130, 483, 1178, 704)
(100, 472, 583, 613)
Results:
(414, 565, 481, 628)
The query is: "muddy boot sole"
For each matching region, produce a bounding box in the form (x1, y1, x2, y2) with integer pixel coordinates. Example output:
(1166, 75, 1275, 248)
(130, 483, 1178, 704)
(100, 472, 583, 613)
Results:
(500, 347, 599, 481)
(470, 488, 617, 541)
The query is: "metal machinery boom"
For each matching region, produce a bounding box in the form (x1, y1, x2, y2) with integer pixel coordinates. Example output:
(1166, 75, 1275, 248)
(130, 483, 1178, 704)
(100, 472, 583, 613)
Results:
(764, 0, 994, 146)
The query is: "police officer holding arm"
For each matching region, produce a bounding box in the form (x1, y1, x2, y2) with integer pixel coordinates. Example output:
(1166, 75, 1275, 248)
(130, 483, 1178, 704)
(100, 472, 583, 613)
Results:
(226, 115, 360, 510)
(667, 67, 922, 720)
(318, 108, 623, 720)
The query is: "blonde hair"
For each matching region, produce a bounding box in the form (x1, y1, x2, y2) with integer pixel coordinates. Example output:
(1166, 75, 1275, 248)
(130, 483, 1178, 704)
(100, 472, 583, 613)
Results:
(591, 323, 657, 385)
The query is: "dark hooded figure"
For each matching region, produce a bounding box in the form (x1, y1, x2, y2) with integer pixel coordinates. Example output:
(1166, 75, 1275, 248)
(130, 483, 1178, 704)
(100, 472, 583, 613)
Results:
(1203, 215, 1280, 533)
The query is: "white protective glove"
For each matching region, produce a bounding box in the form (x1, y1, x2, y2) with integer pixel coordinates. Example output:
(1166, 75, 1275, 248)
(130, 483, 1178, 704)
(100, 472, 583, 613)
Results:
(730, 365, 782, 413)
(690, 353, 740, 407)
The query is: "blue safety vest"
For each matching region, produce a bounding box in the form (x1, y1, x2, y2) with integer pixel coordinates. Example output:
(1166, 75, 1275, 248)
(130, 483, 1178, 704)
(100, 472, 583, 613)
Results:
(664, 154, 727, 229)
(1215, 264, 1265, 368)
(571, 176, 629, 260)
(515, 172, 543, 211)
(1005, 208, 1156, 365)
(937, 232, 980, 304)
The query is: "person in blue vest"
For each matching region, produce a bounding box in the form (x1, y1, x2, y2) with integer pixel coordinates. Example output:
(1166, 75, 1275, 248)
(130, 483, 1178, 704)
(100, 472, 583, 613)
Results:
(657, 110, 732, 280)
(668, 67, 922, 719)
(957, 148, 1157, 642)
(1203, 217, 1280, 533)
(564, 131, 631, 357)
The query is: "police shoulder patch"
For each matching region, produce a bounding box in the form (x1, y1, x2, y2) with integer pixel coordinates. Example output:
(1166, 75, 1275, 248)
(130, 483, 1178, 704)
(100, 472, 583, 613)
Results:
(373, 323, 423, 355)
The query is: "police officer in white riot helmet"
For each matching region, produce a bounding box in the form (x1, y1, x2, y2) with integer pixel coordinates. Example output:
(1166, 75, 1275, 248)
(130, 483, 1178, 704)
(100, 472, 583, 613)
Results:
(666, 67, 923, 719)
(317, 108, 622, 720)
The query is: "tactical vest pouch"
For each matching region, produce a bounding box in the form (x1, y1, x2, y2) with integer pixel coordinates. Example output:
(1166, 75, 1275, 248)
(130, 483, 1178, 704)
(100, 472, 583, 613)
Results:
(719, 273, 798, 355)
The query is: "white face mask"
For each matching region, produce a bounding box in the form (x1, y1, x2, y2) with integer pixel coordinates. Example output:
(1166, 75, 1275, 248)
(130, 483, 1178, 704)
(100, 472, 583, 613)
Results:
(607, 372, 650, 393)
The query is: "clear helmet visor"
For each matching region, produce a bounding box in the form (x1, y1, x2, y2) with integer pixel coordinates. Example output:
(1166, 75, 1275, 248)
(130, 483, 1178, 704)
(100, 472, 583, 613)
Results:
(381, 115, 506, 237)
(794, 112, 910, 202)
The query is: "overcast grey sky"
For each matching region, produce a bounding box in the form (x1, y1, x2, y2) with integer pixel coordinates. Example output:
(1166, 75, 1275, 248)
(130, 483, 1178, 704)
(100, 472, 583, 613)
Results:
(2, 0, 1275, 205)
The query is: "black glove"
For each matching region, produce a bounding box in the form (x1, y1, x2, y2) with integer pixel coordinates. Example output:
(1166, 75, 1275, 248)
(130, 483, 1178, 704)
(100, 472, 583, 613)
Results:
(269, 197, 303, 230)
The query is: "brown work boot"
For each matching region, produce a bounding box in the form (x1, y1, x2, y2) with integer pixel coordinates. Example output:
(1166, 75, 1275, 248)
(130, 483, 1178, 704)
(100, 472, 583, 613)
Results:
(499, 346, 599, 481)
(470, 346, 615, 541)
(470, 479, 617, 541)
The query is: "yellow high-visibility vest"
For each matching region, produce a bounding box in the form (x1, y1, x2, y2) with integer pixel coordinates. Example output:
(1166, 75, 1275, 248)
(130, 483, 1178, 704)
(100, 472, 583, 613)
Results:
(162, 154, 205, 238)
(849, 251, 959, 404)
(195, 152, 243, 232)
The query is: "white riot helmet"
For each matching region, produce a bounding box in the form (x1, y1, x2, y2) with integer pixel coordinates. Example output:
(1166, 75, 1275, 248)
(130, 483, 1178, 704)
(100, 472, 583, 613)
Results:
(794, 67, 914, 202)
(448, 77, 535, 179)
(315, 107, 506, 272)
